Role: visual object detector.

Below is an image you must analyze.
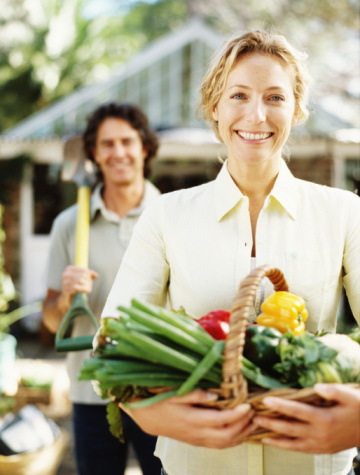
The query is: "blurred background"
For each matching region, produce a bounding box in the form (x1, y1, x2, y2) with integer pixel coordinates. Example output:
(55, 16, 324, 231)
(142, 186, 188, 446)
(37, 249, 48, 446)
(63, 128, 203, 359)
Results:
(0, 1, 359, 472)
(0, 0, 359, 329)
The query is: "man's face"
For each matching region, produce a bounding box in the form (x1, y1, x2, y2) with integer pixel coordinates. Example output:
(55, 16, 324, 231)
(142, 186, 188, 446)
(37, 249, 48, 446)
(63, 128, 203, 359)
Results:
(93, 117, 147, 186)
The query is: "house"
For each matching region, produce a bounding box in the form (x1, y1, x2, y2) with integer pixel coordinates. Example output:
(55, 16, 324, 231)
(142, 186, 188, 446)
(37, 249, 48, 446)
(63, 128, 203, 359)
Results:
(0, 19, 359, 320)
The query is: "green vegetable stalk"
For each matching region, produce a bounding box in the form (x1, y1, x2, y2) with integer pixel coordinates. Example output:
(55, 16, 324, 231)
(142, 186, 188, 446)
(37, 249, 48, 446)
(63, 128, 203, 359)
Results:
(79, 299, 360, 442)
(79, 299, 284, 441)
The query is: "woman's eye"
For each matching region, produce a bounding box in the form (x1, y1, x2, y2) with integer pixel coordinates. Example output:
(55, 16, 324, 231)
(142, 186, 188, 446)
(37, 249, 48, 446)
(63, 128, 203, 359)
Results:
(231, 93, 246, 99)
(270, 95, 284, 102)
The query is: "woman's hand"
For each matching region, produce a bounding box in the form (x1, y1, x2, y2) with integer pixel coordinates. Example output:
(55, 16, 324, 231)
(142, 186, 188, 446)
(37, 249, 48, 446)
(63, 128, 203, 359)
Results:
(121, 389, 256, 449)
(253, 383, 360, 454)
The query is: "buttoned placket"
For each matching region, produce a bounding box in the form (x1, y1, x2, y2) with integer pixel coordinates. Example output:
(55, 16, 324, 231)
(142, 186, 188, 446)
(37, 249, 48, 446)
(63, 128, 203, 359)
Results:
(237, 196, 253, 275)
(253, 195, 272, 316)
(236, 196, 259, 323)
(246, 197, 272, 475)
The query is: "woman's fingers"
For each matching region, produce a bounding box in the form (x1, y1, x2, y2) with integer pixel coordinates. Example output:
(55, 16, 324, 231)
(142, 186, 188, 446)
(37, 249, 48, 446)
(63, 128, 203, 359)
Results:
(169, 390, 254, 429)
(253, 385, 360, 453)
(169, 388, 219, 405)
(314, 383, 360, 405)
(257, 396, 321, 423)
(122, 390, 257, 448)
(260, 435, 315, 452)
(253, 396, 333, 440)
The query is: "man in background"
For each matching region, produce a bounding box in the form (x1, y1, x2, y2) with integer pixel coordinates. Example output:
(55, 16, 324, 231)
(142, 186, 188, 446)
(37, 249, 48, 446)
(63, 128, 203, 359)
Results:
(42, 102, 162, 475)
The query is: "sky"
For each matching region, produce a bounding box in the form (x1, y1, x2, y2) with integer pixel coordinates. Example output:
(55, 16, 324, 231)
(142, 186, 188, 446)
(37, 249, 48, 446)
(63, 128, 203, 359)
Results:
(82, 0, 158, 18)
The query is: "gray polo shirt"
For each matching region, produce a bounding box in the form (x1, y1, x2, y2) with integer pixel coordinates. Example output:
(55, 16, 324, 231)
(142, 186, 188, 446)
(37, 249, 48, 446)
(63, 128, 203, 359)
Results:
(46, 180, 160, 403)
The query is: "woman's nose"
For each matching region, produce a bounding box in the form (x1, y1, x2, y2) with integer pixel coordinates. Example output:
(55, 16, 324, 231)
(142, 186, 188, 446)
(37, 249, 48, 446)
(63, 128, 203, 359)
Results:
(246, 99, 266, 124)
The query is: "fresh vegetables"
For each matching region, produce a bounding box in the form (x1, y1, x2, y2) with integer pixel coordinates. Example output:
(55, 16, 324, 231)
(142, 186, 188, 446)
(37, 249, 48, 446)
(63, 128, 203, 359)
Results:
(243, 326, 358, 387)
(243, 325, 282, 373)
(197, 310, 231, 340)
(318, 333, 360, 380)
(79, 298, 360, 442)
(349, 327, 360, 344)
(79, 299, 284, 441)
(257, 291, 308, 335)
(271, 332, 356, 387)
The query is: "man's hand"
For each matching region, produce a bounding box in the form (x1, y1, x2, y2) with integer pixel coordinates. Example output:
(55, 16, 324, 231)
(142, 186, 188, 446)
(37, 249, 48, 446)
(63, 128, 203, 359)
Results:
(121, 389, 257, 449)
(42, 265, 98, 333)
(61, 265, 99, 298)
(253, 383, 360, 454)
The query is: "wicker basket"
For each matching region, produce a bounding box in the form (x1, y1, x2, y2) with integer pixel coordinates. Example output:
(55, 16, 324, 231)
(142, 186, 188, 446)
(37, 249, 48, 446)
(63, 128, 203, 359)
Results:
(204, 264, 360, 442)
(0, 428, 70, 475)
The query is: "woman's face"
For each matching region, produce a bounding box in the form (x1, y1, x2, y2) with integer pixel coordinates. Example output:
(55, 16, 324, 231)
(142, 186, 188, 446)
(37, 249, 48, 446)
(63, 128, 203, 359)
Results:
(213, 53, 297, 167)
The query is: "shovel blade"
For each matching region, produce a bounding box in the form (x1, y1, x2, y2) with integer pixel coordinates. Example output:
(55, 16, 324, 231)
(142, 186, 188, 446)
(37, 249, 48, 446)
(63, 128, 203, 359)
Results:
(62, 135, 97, 186)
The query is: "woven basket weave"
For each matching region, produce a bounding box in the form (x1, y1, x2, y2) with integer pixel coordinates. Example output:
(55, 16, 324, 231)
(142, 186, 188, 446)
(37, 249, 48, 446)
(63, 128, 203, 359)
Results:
(204, 264, 360, 442)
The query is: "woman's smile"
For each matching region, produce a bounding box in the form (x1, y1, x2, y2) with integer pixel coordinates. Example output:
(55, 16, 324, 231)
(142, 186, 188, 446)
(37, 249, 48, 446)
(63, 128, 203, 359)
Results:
(236, 131, 274, 142)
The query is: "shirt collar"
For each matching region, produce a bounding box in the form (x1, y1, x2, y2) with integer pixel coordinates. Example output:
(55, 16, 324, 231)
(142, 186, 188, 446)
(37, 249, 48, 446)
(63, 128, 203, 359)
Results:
(90, 180, 160, 221)
(269, 160, 298, 220)
(214, 161, 245, 221)
(214, 159, 298, 221)
(90, 184, 105, 220)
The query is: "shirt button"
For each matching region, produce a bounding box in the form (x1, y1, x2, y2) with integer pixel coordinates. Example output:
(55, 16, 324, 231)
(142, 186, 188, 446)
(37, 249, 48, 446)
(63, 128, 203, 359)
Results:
(291, 252, 297, 259)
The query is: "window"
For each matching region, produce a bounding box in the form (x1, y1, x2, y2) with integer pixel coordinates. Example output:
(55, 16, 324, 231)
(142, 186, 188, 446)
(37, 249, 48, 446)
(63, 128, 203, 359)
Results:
(33, 164, 77, 235)
(345, 158, 360, 194)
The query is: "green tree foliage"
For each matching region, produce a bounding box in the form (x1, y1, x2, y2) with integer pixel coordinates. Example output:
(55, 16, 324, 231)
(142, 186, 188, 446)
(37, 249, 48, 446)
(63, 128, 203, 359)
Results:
(0, 202, 41, 334)
(120, 0, 188, 41)
(0, 0, 129, 132)
(0, 205, 16, 315)
(0, 0, 359, 132)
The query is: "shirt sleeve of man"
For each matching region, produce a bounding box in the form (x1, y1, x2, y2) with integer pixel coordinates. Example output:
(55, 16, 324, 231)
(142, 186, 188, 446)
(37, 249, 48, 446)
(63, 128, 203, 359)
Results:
(45, 206, 76, 292)
(101, 196, 169, 317)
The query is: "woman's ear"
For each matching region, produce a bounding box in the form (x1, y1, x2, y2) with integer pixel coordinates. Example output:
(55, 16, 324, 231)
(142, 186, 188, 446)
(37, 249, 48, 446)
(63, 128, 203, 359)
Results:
(291, 113, 299, 126)
(212, 106, 218, 121)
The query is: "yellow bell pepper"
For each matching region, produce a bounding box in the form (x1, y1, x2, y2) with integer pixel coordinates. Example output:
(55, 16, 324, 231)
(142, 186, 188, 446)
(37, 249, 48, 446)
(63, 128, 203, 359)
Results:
(257, 291, 308, 335)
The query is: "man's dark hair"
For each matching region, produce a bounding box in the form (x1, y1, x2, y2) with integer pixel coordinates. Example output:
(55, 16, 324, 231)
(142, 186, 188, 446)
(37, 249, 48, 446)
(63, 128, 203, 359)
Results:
(83, 102, 159, 179)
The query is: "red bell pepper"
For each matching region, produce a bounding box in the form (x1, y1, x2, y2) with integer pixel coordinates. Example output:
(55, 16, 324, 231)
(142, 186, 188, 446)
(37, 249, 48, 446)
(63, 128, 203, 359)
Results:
(198, 309, 231, 340)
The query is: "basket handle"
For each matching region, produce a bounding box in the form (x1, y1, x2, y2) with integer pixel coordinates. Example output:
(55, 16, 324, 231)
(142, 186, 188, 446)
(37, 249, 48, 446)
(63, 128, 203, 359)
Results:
(220, 265, 289, 407)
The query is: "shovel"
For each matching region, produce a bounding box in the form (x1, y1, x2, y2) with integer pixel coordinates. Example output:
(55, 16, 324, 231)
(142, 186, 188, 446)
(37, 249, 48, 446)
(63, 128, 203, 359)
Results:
(55, 136, 99, 352)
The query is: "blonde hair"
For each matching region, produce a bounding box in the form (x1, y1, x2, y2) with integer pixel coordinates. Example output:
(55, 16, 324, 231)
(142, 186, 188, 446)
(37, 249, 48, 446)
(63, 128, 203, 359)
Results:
(198, 30, 311, 141)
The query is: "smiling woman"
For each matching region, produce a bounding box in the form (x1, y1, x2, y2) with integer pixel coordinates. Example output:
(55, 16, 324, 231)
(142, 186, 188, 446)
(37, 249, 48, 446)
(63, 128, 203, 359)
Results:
(99, 30, 360, 475)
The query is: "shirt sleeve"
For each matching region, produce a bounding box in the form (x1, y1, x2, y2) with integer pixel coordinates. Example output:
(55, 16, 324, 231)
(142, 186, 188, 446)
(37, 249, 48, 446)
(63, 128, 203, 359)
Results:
(342, 192, 360, 324)
(101, 198, 169, 318)
(45, 211, 74, 292)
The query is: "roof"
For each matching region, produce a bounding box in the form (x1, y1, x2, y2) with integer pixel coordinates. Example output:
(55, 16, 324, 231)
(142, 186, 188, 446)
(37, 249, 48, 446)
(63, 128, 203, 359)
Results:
(2, 18, 224, 139)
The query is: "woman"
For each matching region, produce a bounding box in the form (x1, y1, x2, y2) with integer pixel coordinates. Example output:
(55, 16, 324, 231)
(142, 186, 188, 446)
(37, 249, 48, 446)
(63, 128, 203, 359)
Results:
(101, 30, 360, 475)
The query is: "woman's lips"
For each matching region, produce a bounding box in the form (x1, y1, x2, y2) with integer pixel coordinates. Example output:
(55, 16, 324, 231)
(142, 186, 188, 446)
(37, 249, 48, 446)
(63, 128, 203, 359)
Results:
(236, 131, 273, 141)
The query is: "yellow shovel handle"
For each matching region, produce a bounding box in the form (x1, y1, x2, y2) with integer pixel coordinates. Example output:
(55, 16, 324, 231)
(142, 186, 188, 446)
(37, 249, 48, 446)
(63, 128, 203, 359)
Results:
(75, 186, 90, 268)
